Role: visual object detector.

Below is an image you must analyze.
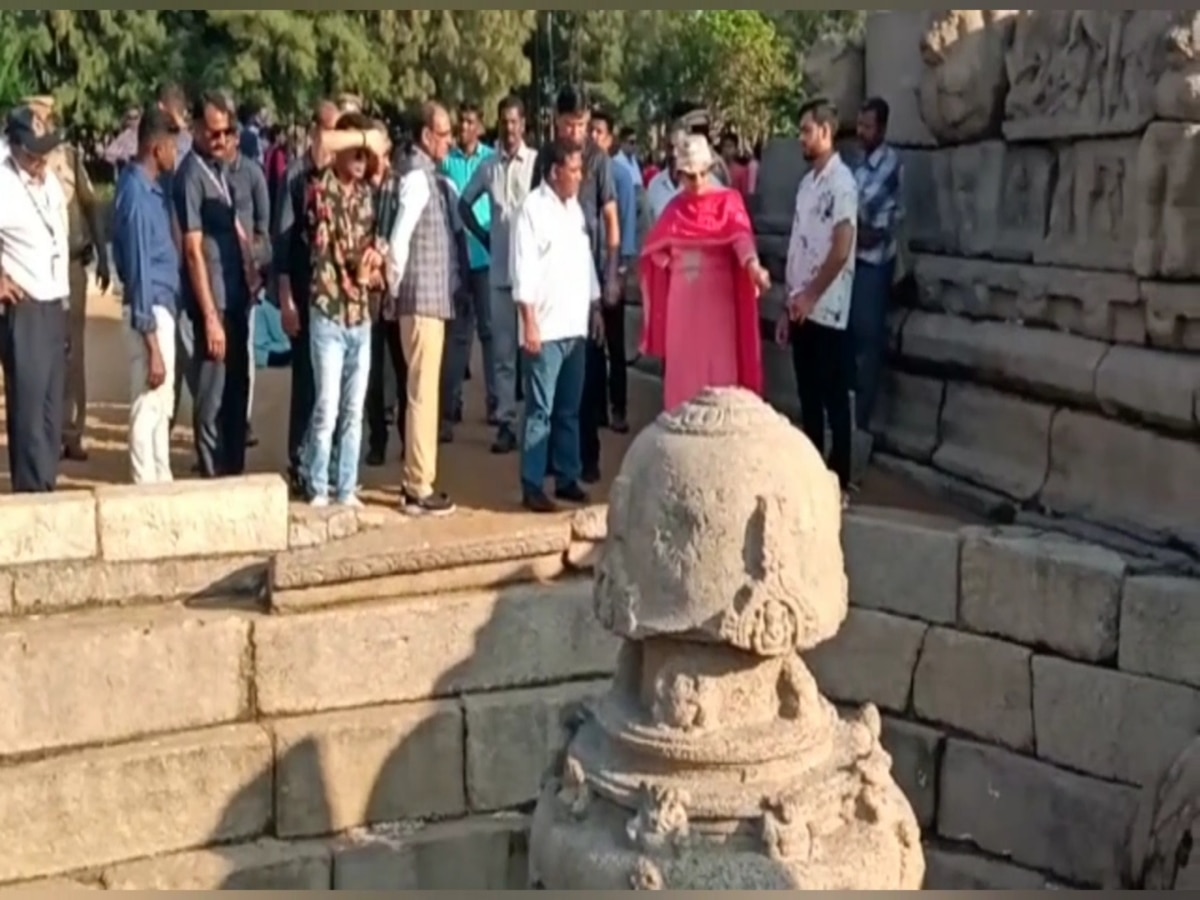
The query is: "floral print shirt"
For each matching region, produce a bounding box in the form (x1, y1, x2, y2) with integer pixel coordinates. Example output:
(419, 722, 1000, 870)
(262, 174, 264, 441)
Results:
(305, 167, 383, 326)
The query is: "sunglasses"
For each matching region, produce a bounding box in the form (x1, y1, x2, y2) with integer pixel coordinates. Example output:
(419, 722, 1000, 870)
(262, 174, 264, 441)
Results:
(208, 126, 237, 139)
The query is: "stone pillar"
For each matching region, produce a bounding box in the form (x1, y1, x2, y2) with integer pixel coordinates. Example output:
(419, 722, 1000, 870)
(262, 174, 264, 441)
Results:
(529, 389, 924, 890)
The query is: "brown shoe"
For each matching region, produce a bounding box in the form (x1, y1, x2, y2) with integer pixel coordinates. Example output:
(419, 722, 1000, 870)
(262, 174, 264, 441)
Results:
(522, 490, 558, 514)
(61, 443, 89, 462)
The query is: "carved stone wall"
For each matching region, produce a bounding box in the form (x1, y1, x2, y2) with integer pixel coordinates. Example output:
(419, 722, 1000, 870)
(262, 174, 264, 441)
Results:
(748, 10, 1200, 558)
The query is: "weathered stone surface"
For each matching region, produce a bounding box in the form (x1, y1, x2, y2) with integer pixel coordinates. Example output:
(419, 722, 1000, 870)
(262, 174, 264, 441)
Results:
(0, 724, 272, 884)
(1142, 280, 1200, 352)
(917, 11, 1017, 145)
(0, 572, 11, 618)
(10, 555, 265, 616)
(255, 580, 617, 716)
(865, 12, 936, 147)
(932, 383, 1052, 501)
(564, 542, 601, 571)
(570, 505, 607, 542)
(994, 144, 1057, 261)
(333, 817, 529, 890)
(103, 841, 331, 890)
(895, 149, 939, 251)
(1135, 121, 1200, 279)
(927, 142, 1005, 257)
(0, 491, 96, 566)
(1156, 17, 1200, 121)
(870, 371, 944, 461)
(805, 608, 928, 713)
(841, 507, 960, 624)
(0, 608, 251, 757)
(1004, 11, 1179, 141)
(1096, 345, 1200, 433)
(912, 253, 1146, 345)
(754, 137, 809, 231)
(1042, 410, 1200, 547)
(914, 628, 1033, 751)
(959, 528, 1126, 663)
(271, 553, 567, 615)
(938, 739, 1138, 886)
(271, 701, 465, 838)
(872, 454, 1014, 523)
(900, 311, 1107, 407)
(1033, 655, 1200, 787)
(0, 878, 101, 892)
(1038, 138, 1140, 272)
(923, 847, 1052, 889)
(1120, 576, 1200, 688)
(94, 475, 289, 562)
(271, 516, 571, 590)
(882, 718, 943, 830)
(465, 680, 608, 812)
(802, 34, 864, 134)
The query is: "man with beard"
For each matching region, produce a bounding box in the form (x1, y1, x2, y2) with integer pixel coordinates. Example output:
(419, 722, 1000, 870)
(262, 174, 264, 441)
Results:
(530, 86, 619, 485)
(776, 98, 858, 506)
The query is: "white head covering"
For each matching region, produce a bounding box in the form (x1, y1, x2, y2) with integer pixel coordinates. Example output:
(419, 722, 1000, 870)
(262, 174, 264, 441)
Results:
(675, 134, 714, 176)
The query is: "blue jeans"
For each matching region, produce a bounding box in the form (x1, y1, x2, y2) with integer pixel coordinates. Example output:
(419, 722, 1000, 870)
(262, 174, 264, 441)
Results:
(849, 258, 896, 431)
(520, 337, 586, 495)
(305, 313, 372, 501)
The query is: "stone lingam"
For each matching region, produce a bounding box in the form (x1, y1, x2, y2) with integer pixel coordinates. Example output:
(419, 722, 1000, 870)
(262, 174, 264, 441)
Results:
(529, 389, 925, 890)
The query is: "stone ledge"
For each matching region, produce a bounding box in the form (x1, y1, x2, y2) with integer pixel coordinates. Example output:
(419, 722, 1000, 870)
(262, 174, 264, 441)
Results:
(287, 502, 405, 550)
(93, 475, 289, 563)
(102, 840, 330, 890)
(5, 554, 265, 619)
(0, 491, 97, 567)
(0, 723, 272, 885)
(270, 515, 573, 593)
(254, 580, 619, 717)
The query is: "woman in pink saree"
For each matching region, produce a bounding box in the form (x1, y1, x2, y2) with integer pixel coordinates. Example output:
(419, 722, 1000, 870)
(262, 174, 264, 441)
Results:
(640, 135, 771, 411)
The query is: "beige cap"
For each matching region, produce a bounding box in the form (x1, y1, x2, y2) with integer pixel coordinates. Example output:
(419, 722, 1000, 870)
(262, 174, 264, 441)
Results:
(675, 134, 714, 176)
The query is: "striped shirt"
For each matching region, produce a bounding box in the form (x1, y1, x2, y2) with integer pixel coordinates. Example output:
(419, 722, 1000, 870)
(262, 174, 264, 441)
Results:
(853, 143, 903, 266)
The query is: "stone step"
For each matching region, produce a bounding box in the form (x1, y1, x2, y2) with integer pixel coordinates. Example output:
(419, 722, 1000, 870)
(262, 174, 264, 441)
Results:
(269, 509, 601, 614)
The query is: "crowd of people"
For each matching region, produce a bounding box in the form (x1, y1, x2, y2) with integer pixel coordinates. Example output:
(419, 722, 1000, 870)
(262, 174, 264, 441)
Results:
(0, 80, 902, 514)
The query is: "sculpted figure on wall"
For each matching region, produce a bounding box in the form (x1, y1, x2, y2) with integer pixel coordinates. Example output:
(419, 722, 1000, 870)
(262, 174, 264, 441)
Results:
(803, 34, 865, 135)
(1005, 11, 1179, 140)
(917, 10, 1017, 145)
(529, 390, 924, 890)
(1155, 14, 1200, 120)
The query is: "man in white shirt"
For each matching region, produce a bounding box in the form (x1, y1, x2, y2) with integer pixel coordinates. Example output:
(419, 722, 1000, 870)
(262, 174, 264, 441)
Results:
(0, 104, 72, 493)
(510, 140, 602, 513)
(776, 97, 858, 503)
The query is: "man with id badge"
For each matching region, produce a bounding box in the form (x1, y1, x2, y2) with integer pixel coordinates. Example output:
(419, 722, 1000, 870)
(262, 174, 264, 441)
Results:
(174, 90, 256, 478)
(0, 103, 71, 493)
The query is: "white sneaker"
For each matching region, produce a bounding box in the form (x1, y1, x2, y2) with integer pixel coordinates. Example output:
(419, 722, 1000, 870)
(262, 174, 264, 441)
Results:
(337, 495, 365, 509)
(310, 496, 331, 509)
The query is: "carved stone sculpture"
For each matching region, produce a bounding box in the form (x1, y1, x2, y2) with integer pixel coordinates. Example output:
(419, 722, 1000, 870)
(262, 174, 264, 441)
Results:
(528, 389, 925, 890)
(1125, 735, 1200, 888)
(803, 34, 865, 135)
(1155, 15, 1200, 121)
(917, 10, 1018, 145)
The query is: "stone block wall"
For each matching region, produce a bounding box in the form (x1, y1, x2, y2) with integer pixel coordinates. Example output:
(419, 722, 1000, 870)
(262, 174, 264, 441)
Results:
(752, 10, 1200, 555)
(0, 477, 616, 890)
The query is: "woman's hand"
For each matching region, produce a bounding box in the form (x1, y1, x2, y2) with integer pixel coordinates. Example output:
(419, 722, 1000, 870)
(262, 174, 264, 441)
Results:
(748, 260, 770, 293)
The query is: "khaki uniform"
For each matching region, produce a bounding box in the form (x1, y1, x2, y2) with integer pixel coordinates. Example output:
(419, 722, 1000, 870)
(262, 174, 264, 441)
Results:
(47, 143, 100, 451)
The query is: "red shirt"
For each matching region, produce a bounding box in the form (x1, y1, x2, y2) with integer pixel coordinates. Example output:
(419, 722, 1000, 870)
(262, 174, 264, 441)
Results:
(643, 165, 660, 190)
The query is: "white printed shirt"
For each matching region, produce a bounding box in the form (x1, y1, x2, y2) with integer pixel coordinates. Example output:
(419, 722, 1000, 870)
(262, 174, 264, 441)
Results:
(785, 152, 858, 330)
(0, 159, 70, 302)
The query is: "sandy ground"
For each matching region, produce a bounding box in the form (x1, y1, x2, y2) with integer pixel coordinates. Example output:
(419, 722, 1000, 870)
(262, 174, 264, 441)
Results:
(0, 288, 966, 524)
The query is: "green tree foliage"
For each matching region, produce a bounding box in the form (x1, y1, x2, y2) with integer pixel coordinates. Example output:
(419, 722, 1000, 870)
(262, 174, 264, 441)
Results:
(0, 10, 857, 137)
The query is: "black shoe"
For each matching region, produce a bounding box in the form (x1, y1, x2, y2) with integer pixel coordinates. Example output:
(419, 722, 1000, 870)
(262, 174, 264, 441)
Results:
(61, 443, 89, 462)
(402, 490, 456, 517)
(555, 483, 590, 504)
(288, 469, 308, 498)
(490, 426, 517, 455)
(609, 414, 630, 435)
(245, 426, 259, 449)
(582, 465, 601, 485)
(523, 490, 558, 514)
(365, 446, 386, 467)
(439, 424, 454, 445)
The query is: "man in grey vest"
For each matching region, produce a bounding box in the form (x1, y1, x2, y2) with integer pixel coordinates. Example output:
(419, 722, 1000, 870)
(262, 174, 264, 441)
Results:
(384, 101, 462, 517)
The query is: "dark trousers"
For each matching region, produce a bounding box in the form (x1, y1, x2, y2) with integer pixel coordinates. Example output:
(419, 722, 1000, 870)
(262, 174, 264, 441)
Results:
(0, 300, 66, 492)
(601, 296, 627, 418)
(287, 300, 314, 482)
(366, 317, 408, 456)
(849, 259, 896, 431)
(790, 319, 852, 490)
(580, 339, 606, 474)
(188, 306, 251, 478)
(442, 268, 495, 425)
(520, 337, 585, 494)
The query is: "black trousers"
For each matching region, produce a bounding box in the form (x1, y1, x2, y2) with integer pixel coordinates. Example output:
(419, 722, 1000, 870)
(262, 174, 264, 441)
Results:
(601, 295, 627, 418)
(192, 306, 251, 479)
(0, 300, 66, 493)
(789, 319, 852, 490)
(366, 317, 408, 456)
(580, 339, 606, 473)
(286, 297, 313, 482)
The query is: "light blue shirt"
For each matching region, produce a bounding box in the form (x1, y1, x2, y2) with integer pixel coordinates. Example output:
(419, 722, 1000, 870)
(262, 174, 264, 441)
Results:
(441, 143, 495, 271)
(609, 156, 638, 262)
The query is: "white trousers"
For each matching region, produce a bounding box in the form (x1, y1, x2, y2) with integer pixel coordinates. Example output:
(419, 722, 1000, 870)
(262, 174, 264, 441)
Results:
(126, 305, 177, 484)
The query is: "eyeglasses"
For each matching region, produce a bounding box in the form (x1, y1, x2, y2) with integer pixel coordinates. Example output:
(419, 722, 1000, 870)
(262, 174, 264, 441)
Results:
(209, 127, 237, 139)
